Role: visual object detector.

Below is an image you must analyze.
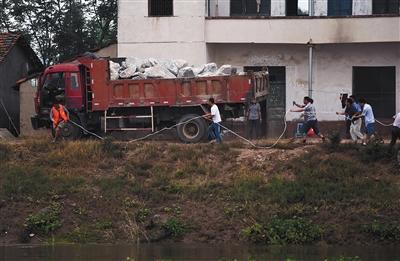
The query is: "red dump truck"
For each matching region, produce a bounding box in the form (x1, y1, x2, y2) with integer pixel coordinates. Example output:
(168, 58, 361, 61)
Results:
(31, 56, 269, 143)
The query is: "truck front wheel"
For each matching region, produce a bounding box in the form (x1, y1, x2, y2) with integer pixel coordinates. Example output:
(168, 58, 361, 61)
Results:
(176, 114, 207, 143)
(52, 114, 82, 140)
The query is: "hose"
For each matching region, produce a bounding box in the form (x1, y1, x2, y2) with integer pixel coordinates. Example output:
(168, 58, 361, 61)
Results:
(69, 120, 105, 140)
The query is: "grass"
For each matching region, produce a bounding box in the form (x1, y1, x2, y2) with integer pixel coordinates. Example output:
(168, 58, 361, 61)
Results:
(0, 139, 399, 245)
(25, 202, 62, 236)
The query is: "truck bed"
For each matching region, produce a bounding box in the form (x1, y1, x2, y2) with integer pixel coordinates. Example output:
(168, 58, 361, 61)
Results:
(81, 59, 268, 112)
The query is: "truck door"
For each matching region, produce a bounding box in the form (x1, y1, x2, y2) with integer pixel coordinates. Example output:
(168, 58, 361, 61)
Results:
(65, 72, 83, 110)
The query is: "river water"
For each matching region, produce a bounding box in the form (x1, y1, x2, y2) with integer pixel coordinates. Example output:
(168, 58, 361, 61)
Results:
(1, 244, 399, 261)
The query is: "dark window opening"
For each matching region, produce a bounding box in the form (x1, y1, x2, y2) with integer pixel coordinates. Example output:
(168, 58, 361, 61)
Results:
(286, 0, 309, 16)
(149, 0, 173, 16)
(231, 0, 271, 16)
(353, 66, 396, 118)
(328, 0, 352, 16)
(373, 0, 400, 14)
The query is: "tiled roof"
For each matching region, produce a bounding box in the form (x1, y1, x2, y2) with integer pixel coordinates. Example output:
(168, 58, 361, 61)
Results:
(0, 33, 21, 62)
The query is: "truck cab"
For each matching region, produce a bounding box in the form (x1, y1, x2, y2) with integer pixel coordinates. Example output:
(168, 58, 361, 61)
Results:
(32, 63, 85, 130)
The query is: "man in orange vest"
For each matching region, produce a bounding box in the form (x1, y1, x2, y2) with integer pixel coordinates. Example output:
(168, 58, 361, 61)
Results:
(50, 103, 69, 142)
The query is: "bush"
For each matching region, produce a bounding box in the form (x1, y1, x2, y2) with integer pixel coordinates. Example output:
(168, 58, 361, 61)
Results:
(265, 218, 322, 244)
(327, 132, 342, 150)
(362, 221, 400, 241)
(0, 143, 11, 163)
(360, 139, 391, 162)
(25, 203, 62, 235)
(242, 218, 322, 244)
(162, 218, 186, 238)
(101, 139, 124, 158)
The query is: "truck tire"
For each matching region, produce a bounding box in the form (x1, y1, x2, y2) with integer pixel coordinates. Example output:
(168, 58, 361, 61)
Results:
(176, 114, 207, 143)
(51, 114, 82, 140)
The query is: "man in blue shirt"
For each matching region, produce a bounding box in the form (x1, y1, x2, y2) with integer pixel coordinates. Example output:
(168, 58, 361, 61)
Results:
(353, 98, 375, 146)
(336, 98, 363, 142)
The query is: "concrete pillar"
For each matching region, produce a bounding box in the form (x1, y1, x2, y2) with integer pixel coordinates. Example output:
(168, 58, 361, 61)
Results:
(313, 0, 327, 16)
(353, 0, 372, 15)
(271, 0, 286, 16)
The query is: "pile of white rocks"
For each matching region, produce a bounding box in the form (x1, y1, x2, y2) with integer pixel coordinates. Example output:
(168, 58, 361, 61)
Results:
(109, 58, 236, 80)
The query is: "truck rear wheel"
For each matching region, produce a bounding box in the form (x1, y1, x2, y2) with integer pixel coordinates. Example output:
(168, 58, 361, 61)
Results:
(176, 114, 207, 143)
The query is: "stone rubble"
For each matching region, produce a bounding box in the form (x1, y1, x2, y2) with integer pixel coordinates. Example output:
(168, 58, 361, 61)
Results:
(109, 58, 236, 80)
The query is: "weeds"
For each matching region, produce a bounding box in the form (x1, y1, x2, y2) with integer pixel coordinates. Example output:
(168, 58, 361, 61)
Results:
(95, 176, 127, 197)
(0, 143, 11, 163)
(25, 203, 62, 236)
(162, 218, 186, 238)
(242, 218, 321, 244)
(362, 221, 400, 241)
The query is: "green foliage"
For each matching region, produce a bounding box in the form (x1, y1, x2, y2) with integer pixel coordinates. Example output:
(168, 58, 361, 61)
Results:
(95, 176, 127, 197)
(265, 218, 322, 244)
(360, 140, 391, 162)
(362, 221, 400, 241)
(327, 132, 342, 150)
(2, 167, 51, 199)
(267, 155, 397, 204)
(0, 0, 117, 65)
(162, 218, 186, 238)
(242, 218, 322, 244)
(230, 173, 265, 201)
(136, 208, 151, 222)
(242, 218, 322, 245)
(64, 226, 102, 244)
(101, 139, 124, 158)
(25, 203, 62, 235)
(324, 256, 361, 261)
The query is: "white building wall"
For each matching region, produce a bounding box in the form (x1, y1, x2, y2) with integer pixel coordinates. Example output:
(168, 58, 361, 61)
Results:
(209, 0, 230, 16)
(208, 43, 400, 121)
(118, 0, 208, 65)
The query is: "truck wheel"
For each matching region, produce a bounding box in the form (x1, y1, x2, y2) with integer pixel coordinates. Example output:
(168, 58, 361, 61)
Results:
(59, 115, 82, 140)
(176, 114, 207, 143)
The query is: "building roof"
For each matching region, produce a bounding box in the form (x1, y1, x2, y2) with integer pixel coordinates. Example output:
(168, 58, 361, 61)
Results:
(0, 32, 42, 69)
(0, 32, 21, 62)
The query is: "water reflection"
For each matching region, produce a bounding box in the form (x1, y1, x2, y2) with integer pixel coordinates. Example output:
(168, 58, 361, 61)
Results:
(1, 244, 400, 261)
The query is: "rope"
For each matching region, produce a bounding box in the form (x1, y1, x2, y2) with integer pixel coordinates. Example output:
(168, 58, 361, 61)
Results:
(69, 120, 105, 140)
(124, 111, 290, 150)
(375, 119, 393, 127)
(0, 98, 20, 136)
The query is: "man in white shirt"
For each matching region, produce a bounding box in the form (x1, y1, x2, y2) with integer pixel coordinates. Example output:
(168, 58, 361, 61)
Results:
(390, 112, 400, 150)
(353, 98, 375, 146)
(204, 97, 222, 143)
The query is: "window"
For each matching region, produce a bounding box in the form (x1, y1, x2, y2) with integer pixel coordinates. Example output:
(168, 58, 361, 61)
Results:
(373, 0, 399, 14)
(328, 0, 352, 16)
(231, 0, 271, 16)
(43, 73, 65, 91)
(149, 0, 173, 16)
(353, 67, 396, 118)
(70, 73, 79, 89)
(286, 0, 309, 16)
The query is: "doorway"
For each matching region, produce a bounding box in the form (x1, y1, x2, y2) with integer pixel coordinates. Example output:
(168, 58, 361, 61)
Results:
(353, 66, 396, 118)
(244, 66, 286, 137)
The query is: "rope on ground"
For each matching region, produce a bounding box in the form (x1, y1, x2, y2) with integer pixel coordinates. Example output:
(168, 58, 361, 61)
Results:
(124, 111, 290, 150)
(69, 120, 105, 140)
(219, 110, 290, 149)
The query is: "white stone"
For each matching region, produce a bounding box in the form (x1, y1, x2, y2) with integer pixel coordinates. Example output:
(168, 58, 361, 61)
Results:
(178, 67, 196, 78)
(144, 66, 176, 79)
(109, 61, 120, 80)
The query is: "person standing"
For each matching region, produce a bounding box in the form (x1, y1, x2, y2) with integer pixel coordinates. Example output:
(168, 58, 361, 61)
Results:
(247, 99, 262, 139)
(352, 98, 375, 146)
(291, 96, 325, 143)
(336, 98, 363, 142)
(204, 97, 222, 144)
(390, 112, 400, 150)
(50, 103, 69, 142)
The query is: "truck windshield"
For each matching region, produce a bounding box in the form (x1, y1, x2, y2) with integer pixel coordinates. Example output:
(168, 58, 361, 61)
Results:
(43, 73, 65, 91)
(41, 72, 65, 107)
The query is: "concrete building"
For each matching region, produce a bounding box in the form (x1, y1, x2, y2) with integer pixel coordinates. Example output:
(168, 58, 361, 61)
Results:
(0, 33, 42, 136)
(118, 0, 400, 136)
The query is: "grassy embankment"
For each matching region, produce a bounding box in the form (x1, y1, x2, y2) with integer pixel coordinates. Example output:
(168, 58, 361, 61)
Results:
(0, 137, 399, 245)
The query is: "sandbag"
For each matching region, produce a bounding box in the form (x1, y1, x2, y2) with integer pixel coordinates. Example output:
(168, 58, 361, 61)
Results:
(109, 61, 120, 80)
(178, 67, 195, 78)
(144, 65, 176, 79)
